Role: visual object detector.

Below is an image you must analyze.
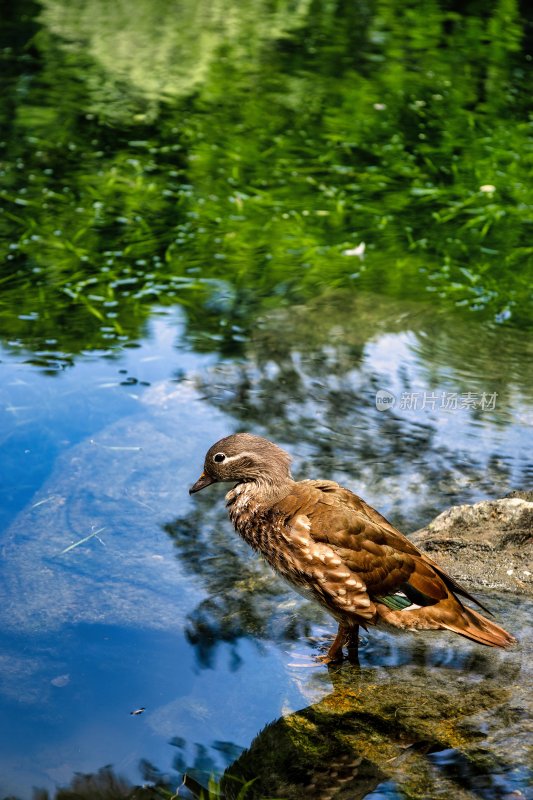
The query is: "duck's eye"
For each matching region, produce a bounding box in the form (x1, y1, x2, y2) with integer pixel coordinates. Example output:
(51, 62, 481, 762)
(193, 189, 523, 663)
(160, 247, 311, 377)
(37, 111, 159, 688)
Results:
(213, 452, 226, 463)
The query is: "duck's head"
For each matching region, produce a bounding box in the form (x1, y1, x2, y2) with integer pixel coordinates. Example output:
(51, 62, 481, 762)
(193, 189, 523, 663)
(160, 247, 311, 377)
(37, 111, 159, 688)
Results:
(189, 432, 292, 494)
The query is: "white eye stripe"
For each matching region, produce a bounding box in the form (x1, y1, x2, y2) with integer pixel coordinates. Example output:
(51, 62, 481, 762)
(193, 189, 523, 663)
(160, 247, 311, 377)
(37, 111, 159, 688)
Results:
(218, 451, 257, 464)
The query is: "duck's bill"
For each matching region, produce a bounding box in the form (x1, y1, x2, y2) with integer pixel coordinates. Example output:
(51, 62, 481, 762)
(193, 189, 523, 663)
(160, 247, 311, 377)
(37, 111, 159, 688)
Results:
(189, 472, 217, 494)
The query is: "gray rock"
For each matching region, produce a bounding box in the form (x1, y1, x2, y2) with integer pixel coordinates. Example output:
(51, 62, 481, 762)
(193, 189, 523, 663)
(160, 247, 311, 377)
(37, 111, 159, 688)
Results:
(410, 497, 533, 595)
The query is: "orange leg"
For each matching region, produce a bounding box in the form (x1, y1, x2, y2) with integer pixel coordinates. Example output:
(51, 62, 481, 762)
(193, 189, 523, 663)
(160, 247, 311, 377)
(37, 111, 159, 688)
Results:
(346, 624, 360, 664)
(319, 623, 360, 664)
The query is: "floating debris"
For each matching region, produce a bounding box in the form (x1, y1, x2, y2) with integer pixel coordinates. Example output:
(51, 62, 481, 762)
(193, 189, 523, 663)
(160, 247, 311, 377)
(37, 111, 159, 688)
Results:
(32, 496, 57, 509)
(51, 674, 70, 687)
(60, 527, 106, 554)
(89, 439, 142, 451)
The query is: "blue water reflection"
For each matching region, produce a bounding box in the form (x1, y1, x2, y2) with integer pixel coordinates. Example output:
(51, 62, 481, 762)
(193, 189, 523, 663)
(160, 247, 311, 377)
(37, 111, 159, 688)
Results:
(0, 305, 531, 799)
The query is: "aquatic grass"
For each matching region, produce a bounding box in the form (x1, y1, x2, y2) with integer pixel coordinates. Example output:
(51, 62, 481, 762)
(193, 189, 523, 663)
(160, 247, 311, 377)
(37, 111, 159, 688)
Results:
(0, 0, 531, 358)
(153, 774, 269, 800)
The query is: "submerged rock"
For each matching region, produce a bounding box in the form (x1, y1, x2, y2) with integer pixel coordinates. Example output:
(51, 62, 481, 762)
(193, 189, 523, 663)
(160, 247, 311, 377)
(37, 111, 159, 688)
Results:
(410, 494, 533, 596)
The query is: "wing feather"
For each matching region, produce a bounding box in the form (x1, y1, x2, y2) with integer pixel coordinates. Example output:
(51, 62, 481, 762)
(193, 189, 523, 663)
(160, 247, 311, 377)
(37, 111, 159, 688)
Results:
(268, 480, 508, 645)
(273, 481, 473, 616)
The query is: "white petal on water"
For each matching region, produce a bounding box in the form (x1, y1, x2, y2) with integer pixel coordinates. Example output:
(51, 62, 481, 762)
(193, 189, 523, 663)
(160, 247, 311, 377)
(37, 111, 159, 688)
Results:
(342, 242, 366, 258)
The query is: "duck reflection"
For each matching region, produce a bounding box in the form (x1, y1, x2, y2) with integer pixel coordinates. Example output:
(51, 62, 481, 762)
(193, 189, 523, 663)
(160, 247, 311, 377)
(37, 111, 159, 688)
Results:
(217, 657, 519, 800)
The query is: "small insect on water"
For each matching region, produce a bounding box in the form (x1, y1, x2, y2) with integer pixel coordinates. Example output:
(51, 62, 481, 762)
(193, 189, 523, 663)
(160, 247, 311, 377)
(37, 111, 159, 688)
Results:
(130, 707, 145, 716)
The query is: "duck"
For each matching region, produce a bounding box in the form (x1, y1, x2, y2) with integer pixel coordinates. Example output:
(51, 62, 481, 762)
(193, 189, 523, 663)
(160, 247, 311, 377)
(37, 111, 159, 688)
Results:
(189, 433, 516, 662)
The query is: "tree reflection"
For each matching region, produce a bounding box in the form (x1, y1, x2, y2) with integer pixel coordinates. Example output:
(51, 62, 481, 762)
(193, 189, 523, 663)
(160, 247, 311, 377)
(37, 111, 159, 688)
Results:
(189, 292, 527, 529)
(164, 293, 530, 665)
(31, 765, 153, 799)
(1, 0, 531, 357)
(165, 293, 530, 666)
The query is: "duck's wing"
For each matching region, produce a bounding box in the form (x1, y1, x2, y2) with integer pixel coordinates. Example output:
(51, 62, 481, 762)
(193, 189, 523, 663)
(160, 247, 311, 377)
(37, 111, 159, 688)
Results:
(273, 482, 514, 647)
(343, 484, 494, 614)
(299, 479, 492, 615)
(271, 482, 439, 623)
(276, 480, 493, 616)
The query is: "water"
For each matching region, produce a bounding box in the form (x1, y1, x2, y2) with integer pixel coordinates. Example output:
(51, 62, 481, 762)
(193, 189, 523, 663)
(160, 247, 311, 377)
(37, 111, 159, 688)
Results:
(1, 305, 531, 799)
(0, 1, 532, 798)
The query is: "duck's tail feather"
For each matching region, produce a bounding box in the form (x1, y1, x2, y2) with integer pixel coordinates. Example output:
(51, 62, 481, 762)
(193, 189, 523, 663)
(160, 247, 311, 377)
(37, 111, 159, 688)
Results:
(442, 605, 516, 648)
(420, 554, 494, 616)
(375, 596, 516, 648)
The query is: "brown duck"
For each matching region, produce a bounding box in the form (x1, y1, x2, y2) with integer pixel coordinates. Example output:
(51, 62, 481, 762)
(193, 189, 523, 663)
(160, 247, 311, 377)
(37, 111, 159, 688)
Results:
(190, 433, 516, 661)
